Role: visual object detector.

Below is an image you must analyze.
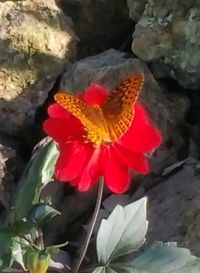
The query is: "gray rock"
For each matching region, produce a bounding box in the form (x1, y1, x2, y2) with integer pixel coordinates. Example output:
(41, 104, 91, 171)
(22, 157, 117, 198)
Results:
(0, 134, 23, 220)
(147, 160, 200, 255)
(61, 49, 189, 174)
(49, 250, 70, 273)
(57, 0, 132, 57)
(43, 182, 99, 245)
(132, 0, 200, 89)
(0, 0, 77, 136)
(127, 0, 147, 22)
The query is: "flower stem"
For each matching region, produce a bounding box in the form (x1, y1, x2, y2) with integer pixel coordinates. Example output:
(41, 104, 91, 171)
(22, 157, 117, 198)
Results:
(73, 178, 104, 273)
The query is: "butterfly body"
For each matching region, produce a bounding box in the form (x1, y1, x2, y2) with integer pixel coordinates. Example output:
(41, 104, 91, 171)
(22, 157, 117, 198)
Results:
(54, 73, 144, 146)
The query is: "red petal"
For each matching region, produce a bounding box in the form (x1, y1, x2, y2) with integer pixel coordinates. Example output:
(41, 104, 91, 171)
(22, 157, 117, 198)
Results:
(55, 142, 93, 181)
(82, 83, 108, 105)
(102, 146, 130, 194)
(47, 103, 69, 118)
(113, 143, 149, 174)
(77, 148, 101, 191)
(43, 117, 83, 143)
(43, 118, 71, 143)
(118, 103, 162, 152)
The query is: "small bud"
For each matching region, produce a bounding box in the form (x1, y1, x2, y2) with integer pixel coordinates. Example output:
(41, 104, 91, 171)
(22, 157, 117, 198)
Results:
(25, 249, 50, 273)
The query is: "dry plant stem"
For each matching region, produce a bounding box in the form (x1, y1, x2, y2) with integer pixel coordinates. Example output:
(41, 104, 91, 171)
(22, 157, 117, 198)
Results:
(38, 227, 44, 250)
(73, 178, 104, 273)
(21, 235, 39, 250)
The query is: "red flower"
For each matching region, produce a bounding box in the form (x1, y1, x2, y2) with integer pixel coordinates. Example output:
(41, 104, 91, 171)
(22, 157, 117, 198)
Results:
(43, 75, 161, 194)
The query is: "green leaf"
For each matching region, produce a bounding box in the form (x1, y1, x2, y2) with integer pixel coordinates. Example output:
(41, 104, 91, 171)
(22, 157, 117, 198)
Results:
(0, 228, 14, 269)
(0, 227, 13, 254)
(92, 266, 117, 273)
(133, 242, 200, 273)
(112, 242, 200, 273)
(28, 203, 61, 226)
(12, 219, 34, 236)
(110, 263, 150, 273)
(0, 230, 26, 270)
(0, 253, 12, 269)
(11, 237, 26, 270)
(15, 140, 58, 221)
(97, 197, 147, 264)
(111, 264, 147, 273)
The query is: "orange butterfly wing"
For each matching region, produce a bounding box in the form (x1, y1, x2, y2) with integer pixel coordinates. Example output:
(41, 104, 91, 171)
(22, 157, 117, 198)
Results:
(54, 91, 92, 122)
(54, 73, 144, 144)
(102, 73, 144, 140)
(54, 91, 110, 144)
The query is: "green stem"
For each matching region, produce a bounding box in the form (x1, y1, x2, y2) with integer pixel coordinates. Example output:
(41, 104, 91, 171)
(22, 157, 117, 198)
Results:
(73, 178, 104, 273)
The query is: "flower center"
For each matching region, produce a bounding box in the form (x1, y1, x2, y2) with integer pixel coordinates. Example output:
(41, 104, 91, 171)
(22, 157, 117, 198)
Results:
(83, 105, 112, 147)
(83, 105, 133, 147)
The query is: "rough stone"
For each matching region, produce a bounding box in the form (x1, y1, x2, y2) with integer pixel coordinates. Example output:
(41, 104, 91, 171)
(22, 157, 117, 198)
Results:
(57, 0, 132, 58)
(0, 0, 77, 136)
(146, 159, 200, 256)
(43, 182, 99, 245)
(60, 49, 189, 174)
(127, 0, 147, 22)
(132, 0, 200, 89)
(0, 134, 23, 221)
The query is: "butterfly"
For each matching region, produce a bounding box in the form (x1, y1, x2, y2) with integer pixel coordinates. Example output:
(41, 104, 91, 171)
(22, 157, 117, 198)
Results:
(54, 73, 144, 145)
